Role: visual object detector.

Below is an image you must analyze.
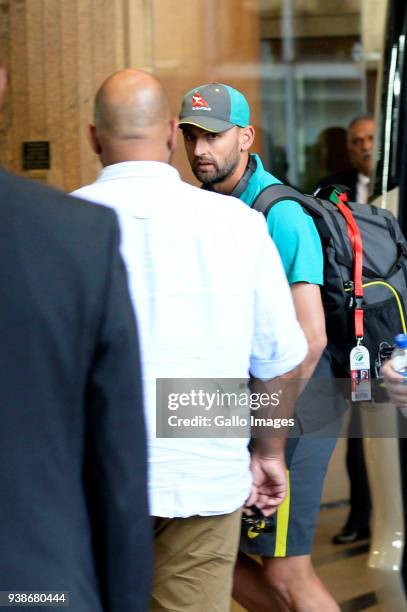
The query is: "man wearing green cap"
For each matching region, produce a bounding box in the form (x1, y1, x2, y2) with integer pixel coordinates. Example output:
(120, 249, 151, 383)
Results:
(179, 83, 340, 612)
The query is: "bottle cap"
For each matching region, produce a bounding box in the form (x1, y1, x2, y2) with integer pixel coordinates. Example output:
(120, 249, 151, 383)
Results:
(395, 333, 407, 348)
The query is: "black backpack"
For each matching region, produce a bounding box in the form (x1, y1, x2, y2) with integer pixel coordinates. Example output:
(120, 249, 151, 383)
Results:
(251, 183, 407, 378)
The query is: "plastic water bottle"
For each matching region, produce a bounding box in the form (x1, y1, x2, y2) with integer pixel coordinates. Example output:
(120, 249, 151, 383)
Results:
(391, 334, 407, 377)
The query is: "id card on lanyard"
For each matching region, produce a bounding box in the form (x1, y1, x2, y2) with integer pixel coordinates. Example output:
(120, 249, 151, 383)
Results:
(350, 344, 371, 401)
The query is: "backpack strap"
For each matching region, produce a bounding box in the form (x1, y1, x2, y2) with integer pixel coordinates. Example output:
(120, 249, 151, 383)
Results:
(230, 155, 257, 199)
(251, 183, 320, 217)
(254, 183, 366, 343)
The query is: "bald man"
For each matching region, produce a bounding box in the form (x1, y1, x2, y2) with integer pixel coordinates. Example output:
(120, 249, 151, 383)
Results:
(87, 70, 178, 166)
(71, 69, 307, 612)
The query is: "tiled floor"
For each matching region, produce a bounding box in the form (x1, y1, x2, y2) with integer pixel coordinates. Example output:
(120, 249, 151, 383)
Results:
(313, 506, 383, 610)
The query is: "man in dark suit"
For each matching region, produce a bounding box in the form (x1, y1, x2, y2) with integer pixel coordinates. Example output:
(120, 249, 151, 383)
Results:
(0, 66, 152, 611)
(317, 115, 374, 203)
(317, 114, 375, 546)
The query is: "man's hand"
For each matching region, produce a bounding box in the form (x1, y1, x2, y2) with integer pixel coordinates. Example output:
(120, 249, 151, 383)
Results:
(244, 452, 287, 517)
(381, 359, 407, 413)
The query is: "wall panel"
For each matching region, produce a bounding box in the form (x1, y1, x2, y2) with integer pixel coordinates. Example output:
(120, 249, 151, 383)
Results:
(104, 0, 118, 73)
(43, 0, 63, 187)
(152, 0, 262, 183)
(26, 0, 45, 140)
(0, 0, 12, 168)
(0, 0, 263, 191)
(92, 0, 109, 90)
(60, 0, 81, 189)
(77, 0, 97, 187)
(127, 0, 153, 72)
(113, 0, 126, 70)
(9, 0, 28, 173)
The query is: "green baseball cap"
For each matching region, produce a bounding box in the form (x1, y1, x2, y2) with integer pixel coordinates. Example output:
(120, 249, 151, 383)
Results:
(179, 83, 250, 133)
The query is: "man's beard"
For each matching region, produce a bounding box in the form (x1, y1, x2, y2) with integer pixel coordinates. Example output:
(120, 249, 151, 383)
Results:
(192, 149, 240, 186)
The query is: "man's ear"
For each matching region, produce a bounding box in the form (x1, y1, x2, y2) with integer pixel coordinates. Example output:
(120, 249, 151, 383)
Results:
(240, 125, 255, 152)
(0, 65, 8, 109)
(167, 117, 178, 155)
(87, 124, 102, 155)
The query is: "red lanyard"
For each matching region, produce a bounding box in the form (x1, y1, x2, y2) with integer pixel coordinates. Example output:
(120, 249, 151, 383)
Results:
(334, 193, 364, 339)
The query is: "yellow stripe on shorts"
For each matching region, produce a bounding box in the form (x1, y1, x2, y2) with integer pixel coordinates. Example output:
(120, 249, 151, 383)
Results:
(274, 470, 291, 557)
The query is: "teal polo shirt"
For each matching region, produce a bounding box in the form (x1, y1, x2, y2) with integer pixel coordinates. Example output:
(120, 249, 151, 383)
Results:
(238, 154, 323, 285)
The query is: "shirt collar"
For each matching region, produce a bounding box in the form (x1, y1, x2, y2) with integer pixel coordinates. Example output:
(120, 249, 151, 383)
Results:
(97, 161, 181, 183)
(358, 172, 370, 186)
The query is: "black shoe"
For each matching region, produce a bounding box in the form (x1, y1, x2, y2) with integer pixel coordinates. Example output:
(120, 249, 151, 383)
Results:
(332, 527, 370, 545)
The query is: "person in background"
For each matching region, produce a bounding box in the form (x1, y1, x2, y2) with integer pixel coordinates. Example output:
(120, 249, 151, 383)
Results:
(317, 115, 376, 545)
(304, 126, 350, 194)
(0, 65, 152, 612)
(317, 115, 375, 203)
(71, 69, 307, 612)
(179, 82, 343, 612)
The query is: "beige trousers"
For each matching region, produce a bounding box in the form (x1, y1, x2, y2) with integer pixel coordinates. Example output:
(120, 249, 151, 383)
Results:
(151, 508, 242, 612)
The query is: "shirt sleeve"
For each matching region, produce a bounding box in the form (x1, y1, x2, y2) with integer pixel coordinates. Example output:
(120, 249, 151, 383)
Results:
(266, 200, 323, 285)
(250, 213, 308, 380)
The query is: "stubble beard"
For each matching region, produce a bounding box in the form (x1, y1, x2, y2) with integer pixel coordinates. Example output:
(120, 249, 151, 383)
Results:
(193, 149, 240, 186)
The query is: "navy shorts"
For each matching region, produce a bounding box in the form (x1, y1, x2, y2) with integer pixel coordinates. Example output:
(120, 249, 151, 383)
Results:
(240, 352, 345, 557)
(240, 434, 338, 557)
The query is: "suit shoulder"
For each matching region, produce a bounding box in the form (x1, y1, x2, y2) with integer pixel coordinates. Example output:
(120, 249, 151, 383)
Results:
(0, 169, 118, 233)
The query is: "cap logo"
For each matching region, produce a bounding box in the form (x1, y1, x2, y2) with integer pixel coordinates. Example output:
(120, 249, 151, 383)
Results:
(192, 91, 211, 112)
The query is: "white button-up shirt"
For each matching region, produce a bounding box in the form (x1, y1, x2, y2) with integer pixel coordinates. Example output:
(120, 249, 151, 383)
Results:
(72, 161, 307, 517)
(356, 172, 370, 204)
